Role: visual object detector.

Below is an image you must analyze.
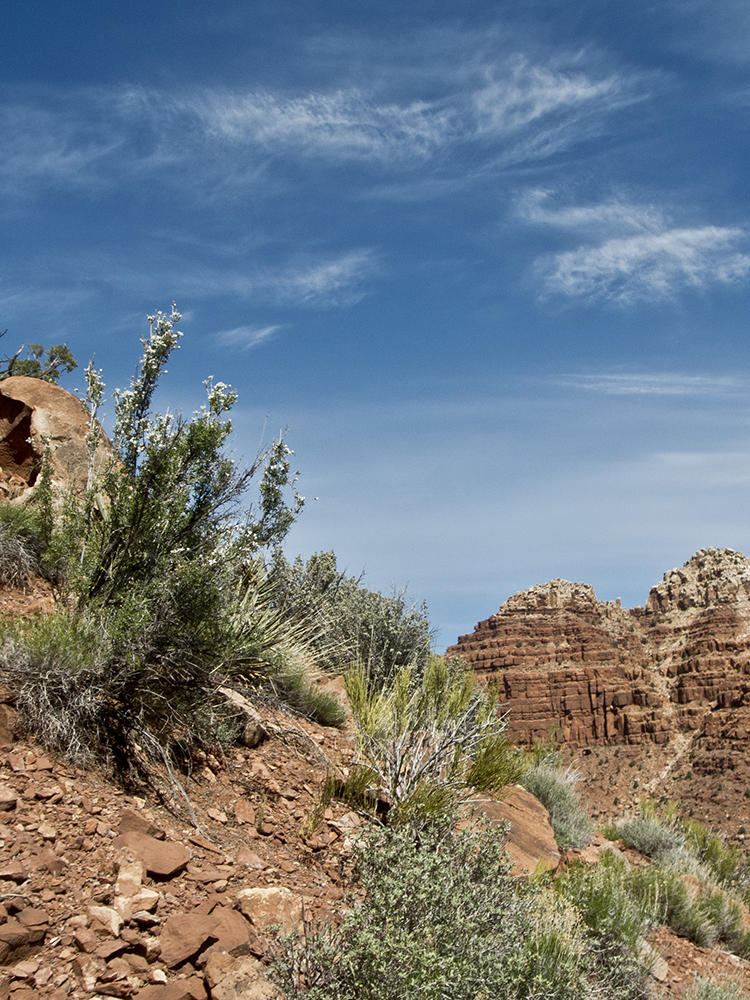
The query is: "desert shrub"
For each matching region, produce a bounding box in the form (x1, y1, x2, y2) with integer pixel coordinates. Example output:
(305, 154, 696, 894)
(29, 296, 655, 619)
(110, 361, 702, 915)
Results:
(0, 612, 119, 763)
(269, 549, 433, 685)
(587, 850, 750, 958)
(270, 822, 594, 1000)
(0, 521, 39, 589)
(685, 979, 750, 1000)
(627, 864, 716, 948)
(683, 819, 742, 884)
(556, 853, 652, 1000)
(345, 656, 525, 828)
(270, 660, 348, 728)
(0, 306, 339, 772)
(619, 816, 684, 862)
(521, 762, 593, 849)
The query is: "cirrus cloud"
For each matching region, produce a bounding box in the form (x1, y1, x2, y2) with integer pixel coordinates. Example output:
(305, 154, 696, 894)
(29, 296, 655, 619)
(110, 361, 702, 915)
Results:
(521, 191, 750, 304)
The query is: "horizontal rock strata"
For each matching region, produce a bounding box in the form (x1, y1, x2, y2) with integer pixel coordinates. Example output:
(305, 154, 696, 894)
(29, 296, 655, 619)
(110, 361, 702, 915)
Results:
(448, 548, 750, 748)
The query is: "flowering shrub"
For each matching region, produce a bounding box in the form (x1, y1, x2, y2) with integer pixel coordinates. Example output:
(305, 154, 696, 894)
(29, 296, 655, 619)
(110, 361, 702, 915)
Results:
(0, 305, 325, 773)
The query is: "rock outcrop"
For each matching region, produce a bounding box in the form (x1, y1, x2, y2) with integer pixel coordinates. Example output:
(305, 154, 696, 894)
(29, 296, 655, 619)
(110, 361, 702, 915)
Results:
(0, 376, 113, 493)
(448, 548, 750, 749)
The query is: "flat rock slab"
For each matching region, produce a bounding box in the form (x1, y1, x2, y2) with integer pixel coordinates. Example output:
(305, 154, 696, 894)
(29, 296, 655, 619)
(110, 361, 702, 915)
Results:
(117, 809, 166, 840)
(203, 906, 254, 958)
(204, 952, 280, 1000)
(159, 913, 218, 968)
(134, 976, 207, 1000)
(112, 832, 190, 879)
(235, 886, 309, 935)
(475, 786, 561, 875)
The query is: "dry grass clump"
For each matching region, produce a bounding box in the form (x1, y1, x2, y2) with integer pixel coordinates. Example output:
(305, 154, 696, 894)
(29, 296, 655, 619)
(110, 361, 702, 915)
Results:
(0, 521, 39, 589)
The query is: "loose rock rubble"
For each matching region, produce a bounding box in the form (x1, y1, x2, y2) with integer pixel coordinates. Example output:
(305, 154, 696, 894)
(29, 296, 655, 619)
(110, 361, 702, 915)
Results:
(0, 709, 361, 1000)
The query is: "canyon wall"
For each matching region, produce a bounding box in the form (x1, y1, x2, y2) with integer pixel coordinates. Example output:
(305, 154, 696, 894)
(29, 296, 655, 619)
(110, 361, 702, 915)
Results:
(447, 548, 750, 749)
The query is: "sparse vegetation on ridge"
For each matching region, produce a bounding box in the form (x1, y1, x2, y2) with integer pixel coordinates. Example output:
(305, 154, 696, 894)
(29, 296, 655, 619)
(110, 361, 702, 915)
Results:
(0, 306, 329, 777)
(606, 801, 750, 959)
(269, 548, 434, 684)
(520, 736, 594, 849)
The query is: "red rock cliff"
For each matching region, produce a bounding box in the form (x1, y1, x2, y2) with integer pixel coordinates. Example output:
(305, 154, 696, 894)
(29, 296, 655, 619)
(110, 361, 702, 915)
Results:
(447, 548, 750, 748)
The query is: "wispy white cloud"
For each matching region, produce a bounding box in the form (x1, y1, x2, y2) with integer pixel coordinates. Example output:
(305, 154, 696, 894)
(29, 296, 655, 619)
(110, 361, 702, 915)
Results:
(181, 89, 450, 164)
(213, 324, 282, 349)
(267, 251, 376, 305)
(0, 104, 124, 195)
(188, 250, 377, 306)
(555, 373, 747, 395)
(517, 188, 665, 232)
(540, 227, 750, 303)
(0, 51, 651, 198)
(522, 191, 750, 304)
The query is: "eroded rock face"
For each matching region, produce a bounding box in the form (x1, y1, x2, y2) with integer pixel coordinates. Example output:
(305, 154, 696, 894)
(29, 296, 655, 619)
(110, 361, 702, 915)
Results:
(448, 549, 750, 748)
(0, 376, 113, 492)
(647, 547, 750, 613)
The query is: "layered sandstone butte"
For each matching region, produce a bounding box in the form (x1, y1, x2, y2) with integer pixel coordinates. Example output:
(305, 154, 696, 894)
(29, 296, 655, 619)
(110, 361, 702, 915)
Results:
(447, 548, 750, 748)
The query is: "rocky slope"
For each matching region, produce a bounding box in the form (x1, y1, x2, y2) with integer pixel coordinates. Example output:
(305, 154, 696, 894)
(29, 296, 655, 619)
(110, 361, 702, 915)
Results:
(0, 586, 745, 996)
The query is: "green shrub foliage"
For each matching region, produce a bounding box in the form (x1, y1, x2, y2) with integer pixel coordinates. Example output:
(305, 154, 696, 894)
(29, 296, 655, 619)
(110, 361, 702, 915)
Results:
(0, 306, 331, 770)
(521, 761, 594, 850)
(269, 549, 433, 684)
(0, 332, 77, 384)
(345, 656, 525, 828)
(271, 822, 596, 1000)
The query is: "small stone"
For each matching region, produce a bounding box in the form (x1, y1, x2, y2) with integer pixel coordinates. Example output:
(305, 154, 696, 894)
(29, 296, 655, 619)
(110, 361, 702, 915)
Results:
(114, 887, 160, 921)
(9, 959, 39, 979)
(115, 856, 146, 897)
(112, 832, 191, 879)
(74, 928, 98, 953)
(235, 887, 307, 934)
(206, 808, 227, 824)
(234, 800, 255, 826)
(0, 787, 17, 812)
(117, 809, 166, 841)
(87, 905, 122, 938)
(17, 907, 49, 929)
(158, 913, 218, 968)
(37, 822, 57, 840)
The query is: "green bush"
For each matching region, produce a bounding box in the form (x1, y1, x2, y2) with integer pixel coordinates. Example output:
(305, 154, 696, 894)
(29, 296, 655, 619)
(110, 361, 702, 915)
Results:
(0, 334, 77, 383)
(0, 521, 39, 589)
(521, 762, 593, 849)
(556, 852, 651, 1000)
(683, 819, 742, 884)
(685, 979, 750, 1000)
(270, 822, 595, 1000)
(618, 816, 684, 862)
(345, 656, 526, 828)
(0, 306, 338, 773)
(269, 549, 433, 685)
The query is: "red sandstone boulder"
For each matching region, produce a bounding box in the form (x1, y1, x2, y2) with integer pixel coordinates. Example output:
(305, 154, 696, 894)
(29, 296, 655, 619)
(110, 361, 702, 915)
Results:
(474, 787, 561, 874)
(0, 376, 113, 492)
(235, 886, 308, 934)
(158, 913, 218, 968)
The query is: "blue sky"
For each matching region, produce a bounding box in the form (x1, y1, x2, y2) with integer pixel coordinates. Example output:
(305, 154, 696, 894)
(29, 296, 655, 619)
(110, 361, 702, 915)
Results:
(4, 0, 750, 648)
